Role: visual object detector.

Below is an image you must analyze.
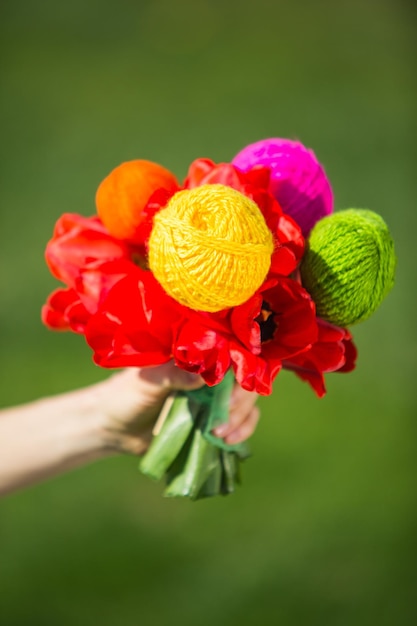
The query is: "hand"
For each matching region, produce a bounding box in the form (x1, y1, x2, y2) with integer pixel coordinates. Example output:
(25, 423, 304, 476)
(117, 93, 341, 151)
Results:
(212, 385, 260, 445)
(97, 362, 260, 455)
(96, 363, 204, 455)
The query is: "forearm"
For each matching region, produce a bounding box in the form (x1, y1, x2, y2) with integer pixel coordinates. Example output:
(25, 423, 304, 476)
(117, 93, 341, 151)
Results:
(0, 384, 112, 496)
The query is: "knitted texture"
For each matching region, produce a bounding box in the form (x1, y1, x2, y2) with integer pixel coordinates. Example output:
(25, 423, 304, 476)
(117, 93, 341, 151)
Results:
(300, 209, 396, 326)
(232, 138, 333, 237)
(148, 184, 274, 312)
(96, 160, 179, 243)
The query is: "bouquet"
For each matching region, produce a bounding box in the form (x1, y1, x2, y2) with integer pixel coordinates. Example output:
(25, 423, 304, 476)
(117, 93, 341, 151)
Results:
(42, 138, 396, 499)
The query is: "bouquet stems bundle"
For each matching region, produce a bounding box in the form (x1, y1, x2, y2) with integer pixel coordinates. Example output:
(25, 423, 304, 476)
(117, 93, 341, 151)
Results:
(140, 371, 249, 499)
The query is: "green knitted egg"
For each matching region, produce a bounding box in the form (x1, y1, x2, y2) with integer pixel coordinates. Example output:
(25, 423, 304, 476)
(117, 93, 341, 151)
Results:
(300, 209, 396, 326)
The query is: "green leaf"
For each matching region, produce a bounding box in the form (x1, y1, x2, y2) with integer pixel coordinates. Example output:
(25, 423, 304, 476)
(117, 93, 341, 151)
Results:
(164, 428, 221, 499)
(196, 455, 223, 499)
(139, 393, 196, 481)
(220, 450, 237, 495)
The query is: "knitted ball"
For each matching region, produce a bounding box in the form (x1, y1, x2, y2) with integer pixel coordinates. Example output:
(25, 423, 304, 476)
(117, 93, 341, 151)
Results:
(300, 209, 396, 326)
(148, 184, 274, 312)
(96, 160, 179, 244)
(232, 138, 333, 236)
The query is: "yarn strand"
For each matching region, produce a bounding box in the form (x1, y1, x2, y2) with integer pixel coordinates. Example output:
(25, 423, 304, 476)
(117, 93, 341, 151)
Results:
(148, 184, 274, 312)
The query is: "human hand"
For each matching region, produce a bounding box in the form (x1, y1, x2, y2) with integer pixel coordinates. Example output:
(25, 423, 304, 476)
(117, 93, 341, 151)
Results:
(97, 362, 260, 455)
(213, 385, 260, 446)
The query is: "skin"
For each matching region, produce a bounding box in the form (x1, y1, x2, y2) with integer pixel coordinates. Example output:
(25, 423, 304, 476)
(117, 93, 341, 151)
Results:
(0, 362, 259, 497)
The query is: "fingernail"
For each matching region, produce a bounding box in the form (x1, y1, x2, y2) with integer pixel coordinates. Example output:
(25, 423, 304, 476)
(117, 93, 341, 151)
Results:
(224, 433, 239, 445)
(212, 423, 229, 437)
(225, 430, 242, 445)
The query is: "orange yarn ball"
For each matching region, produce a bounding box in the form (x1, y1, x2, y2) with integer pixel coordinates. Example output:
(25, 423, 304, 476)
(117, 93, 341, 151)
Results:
(96, 160, 179, 243)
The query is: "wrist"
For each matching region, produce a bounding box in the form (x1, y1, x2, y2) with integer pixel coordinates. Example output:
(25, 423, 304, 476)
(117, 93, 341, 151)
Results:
(0, 386, 113, 496)
(87, 371, 158, 456)
(41, 386, 113, 463)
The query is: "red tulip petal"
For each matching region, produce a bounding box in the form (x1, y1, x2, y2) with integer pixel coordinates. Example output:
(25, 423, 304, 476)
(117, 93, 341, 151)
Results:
(42, 288, 89, 333)
(45, 213, 130, 287)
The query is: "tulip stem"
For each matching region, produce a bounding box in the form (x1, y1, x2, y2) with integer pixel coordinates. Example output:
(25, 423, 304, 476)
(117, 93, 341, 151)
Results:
(139, 370, 250, 499)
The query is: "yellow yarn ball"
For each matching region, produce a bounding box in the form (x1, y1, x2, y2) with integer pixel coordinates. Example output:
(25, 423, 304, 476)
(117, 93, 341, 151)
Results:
(148, 184, 274, 312)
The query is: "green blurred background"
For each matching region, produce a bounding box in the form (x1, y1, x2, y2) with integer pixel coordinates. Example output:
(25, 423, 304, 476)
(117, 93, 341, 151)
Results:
(0, 0, 415, 624)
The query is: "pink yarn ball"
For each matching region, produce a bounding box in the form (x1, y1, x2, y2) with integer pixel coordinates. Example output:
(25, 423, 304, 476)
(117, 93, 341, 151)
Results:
(232, 138, 333, 236)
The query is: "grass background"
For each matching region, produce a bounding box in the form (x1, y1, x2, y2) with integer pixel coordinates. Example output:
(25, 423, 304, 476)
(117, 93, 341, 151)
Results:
(0, 1, 415, 624)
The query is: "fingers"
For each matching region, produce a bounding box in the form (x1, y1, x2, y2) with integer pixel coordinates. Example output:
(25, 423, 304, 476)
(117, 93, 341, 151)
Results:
(213, 385, 260, 445)
(138, 361, 204, 393)
(169, 368, 205, 391)
(224, 406, 260, 445)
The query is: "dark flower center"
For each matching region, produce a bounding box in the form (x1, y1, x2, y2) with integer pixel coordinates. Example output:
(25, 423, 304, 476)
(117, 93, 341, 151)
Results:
(257, 301, 277, 343)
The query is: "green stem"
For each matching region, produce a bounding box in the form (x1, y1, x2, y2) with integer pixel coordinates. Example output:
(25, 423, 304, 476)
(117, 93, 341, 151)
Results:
(139, 370, 251, 500)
